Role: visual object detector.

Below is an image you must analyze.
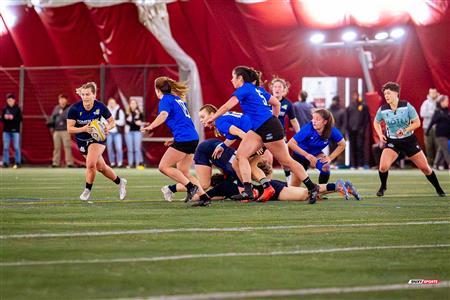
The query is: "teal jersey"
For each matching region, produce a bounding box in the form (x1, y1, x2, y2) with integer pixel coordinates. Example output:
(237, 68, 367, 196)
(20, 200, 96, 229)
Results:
(375, 101, 418, 139)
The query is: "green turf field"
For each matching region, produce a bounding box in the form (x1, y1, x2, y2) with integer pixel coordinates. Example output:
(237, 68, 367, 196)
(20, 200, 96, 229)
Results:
(0, 168, 449, 300)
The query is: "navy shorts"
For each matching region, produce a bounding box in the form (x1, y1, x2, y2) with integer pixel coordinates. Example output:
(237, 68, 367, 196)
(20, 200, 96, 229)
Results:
(76, 138, 105, 155)
(268, 180, 288, 201)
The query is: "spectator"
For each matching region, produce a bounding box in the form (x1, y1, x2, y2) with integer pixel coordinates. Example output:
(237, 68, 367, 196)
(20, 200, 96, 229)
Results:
(293, 90, 314, 127)
(427, 96, 449, 169)
(106, 98, 125, 168)
(420, 88, 443, 166)
(329, 95, 346, 167)
(1, 93, 22, 168)
(49, 94, 74, 168)
(346, 91, 370, 169)
(125, 99, 144, 168)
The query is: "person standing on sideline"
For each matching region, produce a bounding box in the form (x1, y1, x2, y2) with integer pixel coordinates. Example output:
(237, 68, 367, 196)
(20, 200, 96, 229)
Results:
(427, 96, 450, 169)
(67, 82, 127, 201)
(106, 98, 125, 168)
(293, 90, 314, 128)
(420, 88, 443, 166)
(346, 91, 370, 169)
(125, 99, 144, 168)
(373, 82, 445, 197)
(1, 93, 22, 168)
(269, 77, 300, 182)
(329, 95, 346, 167)
(49, 94, 74, 168)
(141, 77, 201, 202)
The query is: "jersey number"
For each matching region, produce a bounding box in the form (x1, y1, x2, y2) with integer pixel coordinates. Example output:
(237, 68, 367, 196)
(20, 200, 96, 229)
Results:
(175, 99, 191, 118)
(255, 88, 268, 106)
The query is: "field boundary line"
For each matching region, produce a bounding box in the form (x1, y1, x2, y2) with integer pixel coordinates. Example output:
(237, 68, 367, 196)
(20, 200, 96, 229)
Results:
(2, 244, 449, 267)
(111, 281, 450, 300)
(1, 220, 448, 239)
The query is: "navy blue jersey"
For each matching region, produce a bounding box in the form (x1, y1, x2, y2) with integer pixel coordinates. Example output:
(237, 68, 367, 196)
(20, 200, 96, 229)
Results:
(292, 122, 344, 157)
(194, 139, 238, 180)
(232, 83, 273, 131)
(158, 94, 199, 142)
(277, 98, 296, 130)
(67, 100, 111, 142)
(215, 111, 252, 140)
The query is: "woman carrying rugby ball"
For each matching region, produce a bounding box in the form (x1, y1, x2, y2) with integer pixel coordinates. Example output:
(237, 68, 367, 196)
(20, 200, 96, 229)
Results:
(67, 82, 127, 201)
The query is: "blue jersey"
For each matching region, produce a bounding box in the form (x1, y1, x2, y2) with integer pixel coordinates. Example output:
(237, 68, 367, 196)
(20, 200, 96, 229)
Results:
(67, 100, 111, 142)
(232, 83, 273, 130)
(292, 122, 344, 157)
(158, 94, 199, 142)
(375, 100, 418, 139)
(277, 98, 296, 130)
(215, 111, 252, 140)
(194, 139, 238, 180)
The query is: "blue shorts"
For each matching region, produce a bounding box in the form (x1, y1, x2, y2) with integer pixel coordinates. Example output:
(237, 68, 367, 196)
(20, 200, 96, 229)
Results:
(269, 180, 288, 201)
(76, 138, 105, 155)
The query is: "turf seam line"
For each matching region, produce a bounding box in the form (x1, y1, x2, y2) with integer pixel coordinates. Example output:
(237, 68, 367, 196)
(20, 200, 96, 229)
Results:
(2, 244, 449, 267)
(1, 221, 448, 239)
(109, 281, 450, 300)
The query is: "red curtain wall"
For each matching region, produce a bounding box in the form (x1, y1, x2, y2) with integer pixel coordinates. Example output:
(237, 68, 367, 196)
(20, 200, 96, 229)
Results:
(0, 1, 448, 164)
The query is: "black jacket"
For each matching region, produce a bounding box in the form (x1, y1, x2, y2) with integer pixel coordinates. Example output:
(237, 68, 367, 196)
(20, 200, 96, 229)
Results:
(427, 107, 450, 139)
(1, 105, 22, 133)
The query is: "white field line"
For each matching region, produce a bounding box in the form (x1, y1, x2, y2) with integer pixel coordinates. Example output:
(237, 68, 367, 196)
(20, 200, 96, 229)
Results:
(1, 220, 448, 240)
(112, 281, 450, 300)
(1, 244, 449, 267)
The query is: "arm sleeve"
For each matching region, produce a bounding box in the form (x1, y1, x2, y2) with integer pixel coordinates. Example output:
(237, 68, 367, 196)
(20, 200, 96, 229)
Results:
(232, 85, 250, 102)
(286, 101, 296, 120)
(260, 88, 271, 101)
(158, 97, 171, 114)
(101, 103, 112, 119)
(330, 127, 344, 142)
(67, 105, 77, 120)
(407, 103, 419, 120)
(375, 108, 383, 122)
(215, 119, 235, 140)
(17, 107, 23, 122)
(293, 123, 311, 144)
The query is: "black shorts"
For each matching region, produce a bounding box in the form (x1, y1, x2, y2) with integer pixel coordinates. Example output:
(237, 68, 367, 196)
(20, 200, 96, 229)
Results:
(292, 152, 310, 170)
(171, 140, 199, 154)
(268, 180, 288, 201)
(254, 116, 285, 143)
(76, 138, 105, 155)
(385, 135, 422, 157)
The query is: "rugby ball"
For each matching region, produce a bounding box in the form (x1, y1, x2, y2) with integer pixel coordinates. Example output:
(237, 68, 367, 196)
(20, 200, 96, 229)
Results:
(90, 119, 106, 142)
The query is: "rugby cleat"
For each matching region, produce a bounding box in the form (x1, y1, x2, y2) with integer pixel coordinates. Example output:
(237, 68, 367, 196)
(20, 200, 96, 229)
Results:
(80, 188, 91, 201)
(184, 184, 199, 203)
(256, 185, 275, 202)
(376, 186, 386, 197)
(336, 180, 349, 200)
(345, 180, 361, 200)
(119, 178, 127, 200)
(231, 191, 254, 202)
(161, 185, 175, 202)
(308, 184, 320, 204)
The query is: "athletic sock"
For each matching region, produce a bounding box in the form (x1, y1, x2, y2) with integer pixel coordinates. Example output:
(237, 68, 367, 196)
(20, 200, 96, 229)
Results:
(185, 182, 195, 191)
(168, 184, 177, 193)
(199, 193, 210, 201)
(85, 182, 93, 190)
(426, 171, 444, 193)
(283, 169, 291, 177)
(318, 172, 330, 184)
(260, 178, 271, 189)
(243, 182, 253, 195)
(303, 177, 315, 191)
(378, 171, 388, 189)
(113, 176, 121, 185)
(326, 183, 336, 191)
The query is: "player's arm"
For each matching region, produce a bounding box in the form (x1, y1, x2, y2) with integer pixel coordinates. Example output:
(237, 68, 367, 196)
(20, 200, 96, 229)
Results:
(287, 137, 317, 166)
(289, 118, 300, 133)
(373, 118, 386, 142)
(142, 111, 168, 132)
(268, 96, 280, 117)
(228, 125, 247, 140)
(67, 119, 88, 134)
(328, 138, 346, 161)
(206, 97, 239, 126)
(104, 116, 115, 135)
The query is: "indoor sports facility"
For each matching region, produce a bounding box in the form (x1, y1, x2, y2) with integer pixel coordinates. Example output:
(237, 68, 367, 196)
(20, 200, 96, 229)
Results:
(0, 1, 449, 299)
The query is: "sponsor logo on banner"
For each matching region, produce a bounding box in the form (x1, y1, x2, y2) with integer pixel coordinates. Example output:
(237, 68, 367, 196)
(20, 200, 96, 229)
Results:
(408, 279, 440, 285)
